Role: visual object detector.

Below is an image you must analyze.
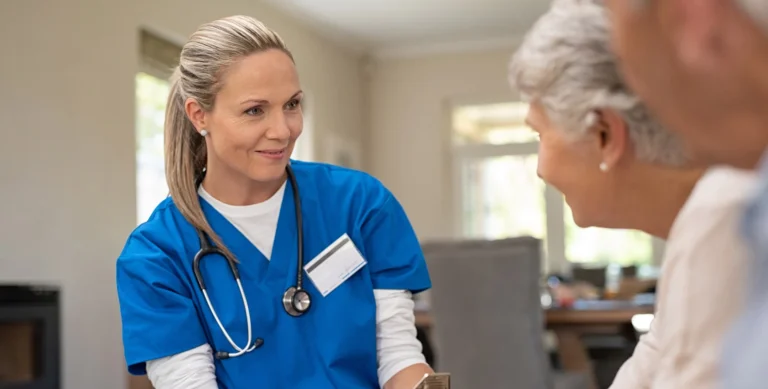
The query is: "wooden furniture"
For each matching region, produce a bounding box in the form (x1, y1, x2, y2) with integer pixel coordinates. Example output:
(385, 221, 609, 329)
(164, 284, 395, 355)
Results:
(546, 301, 653, 388)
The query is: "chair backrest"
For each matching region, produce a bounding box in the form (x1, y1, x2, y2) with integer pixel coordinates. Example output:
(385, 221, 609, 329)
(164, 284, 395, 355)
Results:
(423, 237, 554, 389)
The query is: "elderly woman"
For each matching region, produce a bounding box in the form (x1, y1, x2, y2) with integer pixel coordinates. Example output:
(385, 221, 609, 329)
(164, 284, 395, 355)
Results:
(509, 0, 756, 387)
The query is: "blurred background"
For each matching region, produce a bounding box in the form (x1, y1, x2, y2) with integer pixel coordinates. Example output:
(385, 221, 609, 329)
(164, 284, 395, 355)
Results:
(0, 1, 660, 388)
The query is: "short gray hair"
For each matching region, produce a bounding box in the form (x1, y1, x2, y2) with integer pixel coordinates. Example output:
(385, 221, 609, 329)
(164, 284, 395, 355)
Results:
(509, 0, 686, 165)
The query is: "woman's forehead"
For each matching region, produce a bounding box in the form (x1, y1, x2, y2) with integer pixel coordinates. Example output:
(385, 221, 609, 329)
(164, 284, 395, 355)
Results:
(217, 50, 300, 102)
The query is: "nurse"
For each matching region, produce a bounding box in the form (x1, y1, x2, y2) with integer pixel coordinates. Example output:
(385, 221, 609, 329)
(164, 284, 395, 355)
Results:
(116, 15, 433, 389)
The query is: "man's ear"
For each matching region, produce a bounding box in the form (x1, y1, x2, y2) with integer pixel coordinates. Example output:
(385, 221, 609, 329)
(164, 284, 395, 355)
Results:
(669, 0, 729, 69)
(185, 98, 207, 133)
(590, 108, 629, 170)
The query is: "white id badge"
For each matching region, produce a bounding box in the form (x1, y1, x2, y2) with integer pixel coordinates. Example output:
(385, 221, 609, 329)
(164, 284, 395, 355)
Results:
(304, 233, 367, 297)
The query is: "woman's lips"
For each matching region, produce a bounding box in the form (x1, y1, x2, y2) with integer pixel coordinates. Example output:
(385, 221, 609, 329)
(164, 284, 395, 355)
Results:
(256, 148, 286, 160)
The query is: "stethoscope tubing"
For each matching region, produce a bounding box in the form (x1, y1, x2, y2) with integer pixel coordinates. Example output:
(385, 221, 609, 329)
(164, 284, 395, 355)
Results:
(191, 164, 308, 358)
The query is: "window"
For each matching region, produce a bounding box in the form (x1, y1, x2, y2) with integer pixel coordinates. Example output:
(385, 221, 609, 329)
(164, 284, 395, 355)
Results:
(136, 30, 179, 224)
(461, 155, 545, 241)
(453, 102, 655, 271)
(565, 206, 653, 265)
(136, 72, 171, 224)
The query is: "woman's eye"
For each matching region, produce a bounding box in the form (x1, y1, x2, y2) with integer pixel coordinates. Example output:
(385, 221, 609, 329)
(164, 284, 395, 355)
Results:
(285, 99, 301, 110)
(245, 106, 264, 116)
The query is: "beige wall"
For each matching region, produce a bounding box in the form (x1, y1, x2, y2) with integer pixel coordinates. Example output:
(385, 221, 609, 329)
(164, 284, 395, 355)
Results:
(0, 1, 365, 388)
(367, 47, 520, 240)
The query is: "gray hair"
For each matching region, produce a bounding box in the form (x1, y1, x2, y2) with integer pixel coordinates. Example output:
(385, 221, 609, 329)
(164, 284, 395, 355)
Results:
(509, 0, 686, 166)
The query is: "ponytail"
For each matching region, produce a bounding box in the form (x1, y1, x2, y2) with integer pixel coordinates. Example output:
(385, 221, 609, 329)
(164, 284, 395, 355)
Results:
(164, 68, 237, 262)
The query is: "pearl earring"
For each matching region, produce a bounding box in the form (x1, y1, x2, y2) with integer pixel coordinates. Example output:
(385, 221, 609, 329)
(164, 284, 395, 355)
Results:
(200, 129, 208, 137)
(599, 162, 609, 172)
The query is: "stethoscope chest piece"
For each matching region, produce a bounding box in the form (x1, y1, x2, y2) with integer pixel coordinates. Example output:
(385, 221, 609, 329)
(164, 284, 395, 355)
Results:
(283, 286, 311, 317)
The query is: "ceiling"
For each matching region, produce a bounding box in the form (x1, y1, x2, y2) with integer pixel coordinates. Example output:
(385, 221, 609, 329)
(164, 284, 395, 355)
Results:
(261, 0, 549, 57)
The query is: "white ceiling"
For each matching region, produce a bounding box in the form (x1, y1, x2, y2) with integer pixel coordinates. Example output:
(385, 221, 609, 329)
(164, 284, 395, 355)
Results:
(261, 0, 549, 57)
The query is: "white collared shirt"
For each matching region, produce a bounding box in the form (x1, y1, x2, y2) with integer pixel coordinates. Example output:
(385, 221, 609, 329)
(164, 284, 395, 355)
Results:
(610, 166, 756, 389)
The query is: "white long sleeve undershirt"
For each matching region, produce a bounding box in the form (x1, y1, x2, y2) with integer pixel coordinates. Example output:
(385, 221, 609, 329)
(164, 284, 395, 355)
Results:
(146, 289, 425, 389)
(144, 186, 427, 388)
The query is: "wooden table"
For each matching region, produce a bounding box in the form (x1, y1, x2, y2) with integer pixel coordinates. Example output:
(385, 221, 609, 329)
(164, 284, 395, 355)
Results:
(415, 299, 654, 389)
(546, 300, 653, 389)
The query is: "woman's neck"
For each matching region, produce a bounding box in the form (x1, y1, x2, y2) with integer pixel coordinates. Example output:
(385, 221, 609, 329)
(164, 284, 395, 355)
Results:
(200, 163, 286, 206)
(615, 166, 705, 239)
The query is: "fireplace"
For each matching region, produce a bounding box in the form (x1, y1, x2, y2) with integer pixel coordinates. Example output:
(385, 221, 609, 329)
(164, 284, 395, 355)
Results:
(0, 285, 60, 389)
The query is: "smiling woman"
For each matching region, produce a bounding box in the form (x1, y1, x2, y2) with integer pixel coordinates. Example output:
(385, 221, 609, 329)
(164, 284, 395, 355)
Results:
(118, 15, 434, 389)
(452, 102, 654, 273)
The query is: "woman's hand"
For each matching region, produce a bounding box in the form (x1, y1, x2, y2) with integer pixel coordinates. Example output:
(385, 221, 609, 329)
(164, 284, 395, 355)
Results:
(383, 363, 434, 389)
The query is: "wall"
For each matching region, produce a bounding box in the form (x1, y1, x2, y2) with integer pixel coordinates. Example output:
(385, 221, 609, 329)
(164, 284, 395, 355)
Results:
(0, 1, 365, 388)
(368, 47, 519, 240)
(367, 47, 667, 269)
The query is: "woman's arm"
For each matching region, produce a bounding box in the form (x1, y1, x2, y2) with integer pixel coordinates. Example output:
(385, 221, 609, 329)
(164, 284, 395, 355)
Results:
(146, 344, 218, 389)
(383, 365, 434, 389)
(375, 289, 434, 389)
(117, 233, 215, 382)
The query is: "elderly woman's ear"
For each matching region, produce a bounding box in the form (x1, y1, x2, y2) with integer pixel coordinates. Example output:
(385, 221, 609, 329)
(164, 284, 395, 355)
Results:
(589, 109, 630, 172)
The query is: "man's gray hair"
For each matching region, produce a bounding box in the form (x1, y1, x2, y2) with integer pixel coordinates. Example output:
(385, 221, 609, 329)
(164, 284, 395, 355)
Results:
(509, 0, 686, 166)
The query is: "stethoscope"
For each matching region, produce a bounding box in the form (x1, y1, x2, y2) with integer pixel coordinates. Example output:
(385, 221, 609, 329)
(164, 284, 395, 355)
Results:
(192, 164, 311, 360)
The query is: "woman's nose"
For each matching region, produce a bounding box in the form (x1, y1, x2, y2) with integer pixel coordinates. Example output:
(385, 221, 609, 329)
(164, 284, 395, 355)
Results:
(265, 111, 291, 140)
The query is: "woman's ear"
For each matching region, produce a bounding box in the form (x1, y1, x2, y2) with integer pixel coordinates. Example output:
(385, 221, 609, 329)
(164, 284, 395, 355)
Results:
(184, 98, 207, 133)
(591, 108, 628, 171)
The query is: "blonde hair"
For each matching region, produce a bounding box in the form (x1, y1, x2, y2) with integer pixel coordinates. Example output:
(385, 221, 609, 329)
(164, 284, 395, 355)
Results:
(165, 15, 292, 259)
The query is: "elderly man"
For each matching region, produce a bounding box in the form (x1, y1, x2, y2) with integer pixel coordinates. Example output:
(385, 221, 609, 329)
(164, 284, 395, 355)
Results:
(604, 0, 768, 387)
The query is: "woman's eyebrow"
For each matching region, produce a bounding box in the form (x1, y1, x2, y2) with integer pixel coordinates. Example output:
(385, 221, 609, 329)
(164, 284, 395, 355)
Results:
(239, 98, 269, 106)
(239, 90, 303, 106)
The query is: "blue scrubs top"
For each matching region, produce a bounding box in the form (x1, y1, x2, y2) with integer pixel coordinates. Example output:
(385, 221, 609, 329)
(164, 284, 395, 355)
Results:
(116, 161, 431, 389)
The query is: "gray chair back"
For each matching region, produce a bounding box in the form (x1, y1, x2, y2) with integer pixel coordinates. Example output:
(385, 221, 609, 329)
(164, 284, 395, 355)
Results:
(423, 237, 554, 389)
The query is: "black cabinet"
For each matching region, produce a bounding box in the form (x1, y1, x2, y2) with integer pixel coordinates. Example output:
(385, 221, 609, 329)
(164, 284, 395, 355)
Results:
(0, 285, 60, 389)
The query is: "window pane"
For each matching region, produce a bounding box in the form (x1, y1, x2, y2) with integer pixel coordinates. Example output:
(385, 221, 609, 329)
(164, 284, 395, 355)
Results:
(564, 204, 653, 265)
(452, 102, 538, 145)
(136, 72, 170, 224)
(460, 155, 546, 241)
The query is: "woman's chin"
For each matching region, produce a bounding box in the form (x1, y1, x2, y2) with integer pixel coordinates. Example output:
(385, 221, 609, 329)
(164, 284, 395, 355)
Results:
(571, 216, 593, 229)
(567, 205, 594, 228)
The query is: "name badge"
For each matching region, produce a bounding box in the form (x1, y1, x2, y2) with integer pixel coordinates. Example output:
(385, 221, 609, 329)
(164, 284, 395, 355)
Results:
(305, 233, 367, 297)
